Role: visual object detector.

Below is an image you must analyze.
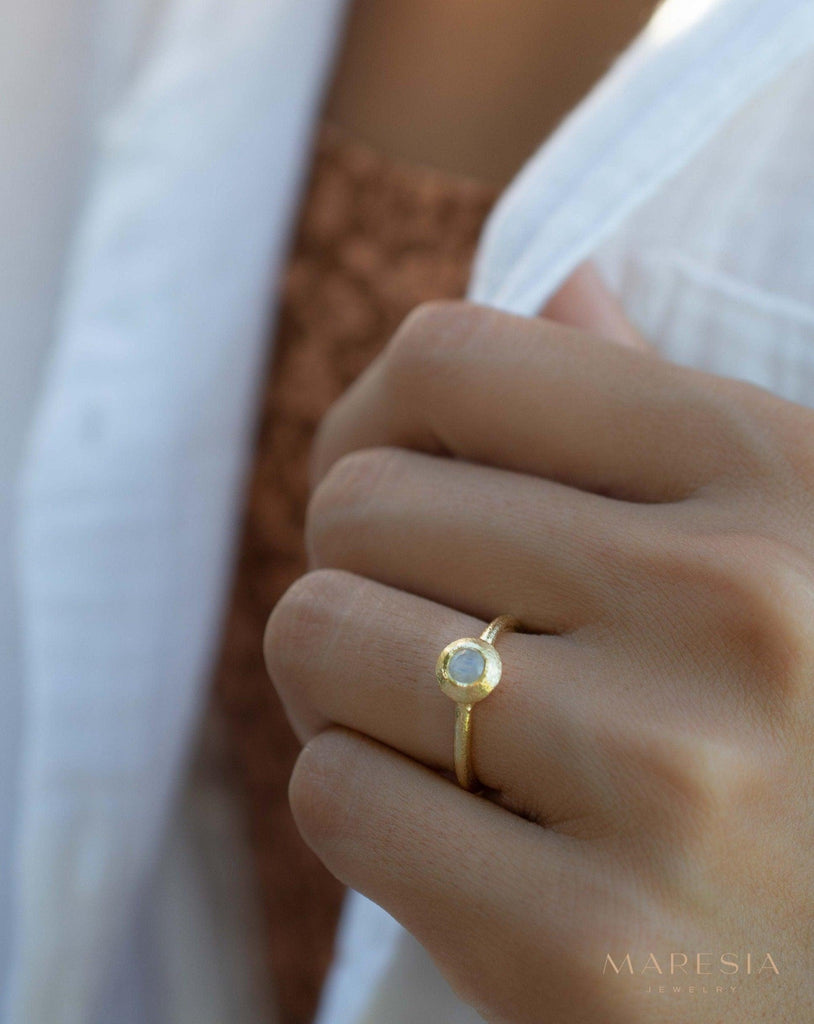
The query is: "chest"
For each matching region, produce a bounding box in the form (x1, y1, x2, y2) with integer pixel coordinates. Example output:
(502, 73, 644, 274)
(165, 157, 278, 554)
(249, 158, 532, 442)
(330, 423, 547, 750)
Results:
(326, 0, 658, 186)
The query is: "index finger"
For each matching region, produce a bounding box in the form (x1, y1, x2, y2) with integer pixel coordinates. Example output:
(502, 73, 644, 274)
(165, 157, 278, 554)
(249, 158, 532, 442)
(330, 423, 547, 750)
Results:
(312, 301, 756, 502)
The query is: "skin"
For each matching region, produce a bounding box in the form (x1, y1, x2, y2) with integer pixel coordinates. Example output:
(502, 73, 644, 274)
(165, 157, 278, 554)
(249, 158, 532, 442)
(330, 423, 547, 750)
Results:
(265, 271, 814, 1023)
(328, 0, 658, 185)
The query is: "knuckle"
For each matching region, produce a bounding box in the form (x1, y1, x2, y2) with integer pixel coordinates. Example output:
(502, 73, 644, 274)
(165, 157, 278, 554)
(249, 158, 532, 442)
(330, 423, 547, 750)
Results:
(644, 528, 814, 700)
(703, 378, 814, 491)
(666, 735, 758, 816)
(383, 299, 479, 386)
(647, 731, 793, 883)
(310, 403, 342, 485)
(305, 447, 405, 565)
(698, 378, 781, 483)
(289, 728, 360, 853)
(694, 532, 814, 695)
(263, 568, 354, 687)
(611, 721, 757, 815)
(626, 729, 765, 852)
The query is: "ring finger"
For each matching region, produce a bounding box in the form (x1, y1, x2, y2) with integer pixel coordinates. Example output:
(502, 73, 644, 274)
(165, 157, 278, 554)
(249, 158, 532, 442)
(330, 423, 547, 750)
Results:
(265, 568, 613, 825)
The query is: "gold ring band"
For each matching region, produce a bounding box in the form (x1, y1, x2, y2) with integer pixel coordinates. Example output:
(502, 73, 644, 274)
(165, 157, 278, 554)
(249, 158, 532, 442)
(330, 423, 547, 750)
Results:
(436, 615, 521, 791)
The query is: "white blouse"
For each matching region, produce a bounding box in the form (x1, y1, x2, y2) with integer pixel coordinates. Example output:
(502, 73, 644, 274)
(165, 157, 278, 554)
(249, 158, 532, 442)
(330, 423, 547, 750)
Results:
(1, 0, 812, 1022)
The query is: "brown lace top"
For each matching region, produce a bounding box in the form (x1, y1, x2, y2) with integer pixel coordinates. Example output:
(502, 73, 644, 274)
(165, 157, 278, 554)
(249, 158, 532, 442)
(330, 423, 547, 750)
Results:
(213, 124, 496, 1024)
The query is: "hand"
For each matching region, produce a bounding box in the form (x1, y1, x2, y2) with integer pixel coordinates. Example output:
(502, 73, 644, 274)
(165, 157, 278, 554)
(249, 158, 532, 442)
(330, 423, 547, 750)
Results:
(265, 280, 814, 1023)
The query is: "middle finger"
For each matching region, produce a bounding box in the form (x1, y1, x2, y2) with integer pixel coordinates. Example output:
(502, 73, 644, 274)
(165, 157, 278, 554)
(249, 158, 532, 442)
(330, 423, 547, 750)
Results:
(307, 445, 662, 634)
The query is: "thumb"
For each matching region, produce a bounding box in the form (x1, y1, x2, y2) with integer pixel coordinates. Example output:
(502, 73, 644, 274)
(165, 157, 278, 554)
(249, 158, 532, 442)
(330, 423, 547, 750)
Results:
(542, 261, 651, 352)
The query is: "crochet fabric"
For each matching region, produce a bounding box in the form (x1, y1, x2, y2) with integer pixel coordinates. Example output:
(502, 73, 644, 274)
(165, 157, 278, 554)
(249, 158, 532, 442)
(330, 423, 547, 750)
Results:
(213, 124, 495, 1024)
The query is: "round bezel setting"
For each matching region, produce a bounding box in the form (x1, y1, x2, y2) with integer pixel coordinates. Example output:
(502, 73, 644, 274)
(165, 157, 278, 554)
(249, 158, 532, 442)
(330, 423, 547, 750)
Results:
(436, 637, 503, 704)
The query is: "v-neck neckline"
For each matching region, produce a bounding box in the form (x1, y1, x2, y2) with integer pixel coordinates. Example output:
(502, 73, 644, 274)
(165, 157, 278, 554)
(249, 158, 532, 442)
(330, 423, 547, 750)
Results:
(469, 0, 814, 317)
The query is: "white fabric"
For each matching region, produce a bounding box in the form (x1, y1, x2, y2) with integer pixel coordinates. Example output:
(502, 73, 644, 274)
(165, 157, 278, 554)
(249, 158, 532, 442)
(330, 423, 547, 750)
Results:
(3, 0, 814, 1021)
(1, 1, 347, 1021)
(0, 0, 121, 981)
(317, 1, 814, 1021)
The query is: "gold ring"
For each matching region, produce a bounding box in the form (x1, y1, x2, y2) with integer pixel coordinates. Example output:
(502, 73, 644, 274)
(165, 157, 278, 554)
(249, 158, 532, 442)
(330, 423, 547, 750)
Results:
(436, 615, 521, 792)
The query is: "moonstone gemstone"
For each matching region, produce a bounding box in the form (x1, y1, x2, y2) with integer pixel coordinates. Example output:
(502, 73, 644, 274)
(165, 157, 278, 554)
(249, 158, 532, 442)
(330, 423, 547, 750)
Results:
(447, 647, 485, 685)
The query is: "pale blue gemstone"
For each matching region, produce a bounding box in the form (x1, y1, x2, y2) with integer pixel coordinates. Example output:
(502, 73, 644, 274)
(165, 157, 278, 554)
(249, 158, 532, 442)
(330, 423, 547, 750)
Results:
(447, 647, 485, 685)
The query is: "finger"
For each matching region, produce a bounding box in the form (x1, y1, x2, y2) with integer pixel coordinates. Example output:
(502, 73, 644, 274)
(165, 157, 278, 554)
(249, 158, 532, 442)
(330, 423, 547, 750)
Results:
(306, 446, 659, 633)
(289, 728, 627, 1024)
(312, 301, 758, 502)
(265, 569, 604, 822)
(542, 262, 651, 352)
